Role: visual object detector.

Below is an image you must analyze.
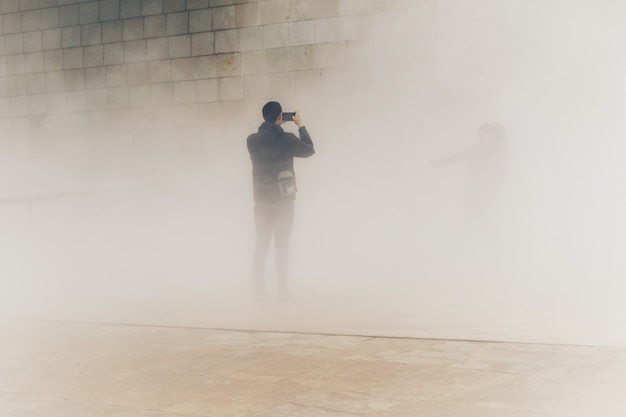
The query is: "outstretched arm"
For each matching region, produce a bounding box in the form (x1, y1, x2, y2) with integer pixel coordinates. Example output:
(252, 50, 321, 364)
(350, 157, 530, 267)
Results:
(430, 146, 474, 167)
(290, 111, 315, 158)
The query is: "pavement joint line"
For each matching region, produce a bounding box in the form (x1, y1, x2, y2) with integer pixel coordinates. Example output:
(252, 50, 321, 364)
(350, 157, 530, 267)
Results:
(2, 317, 622, 350)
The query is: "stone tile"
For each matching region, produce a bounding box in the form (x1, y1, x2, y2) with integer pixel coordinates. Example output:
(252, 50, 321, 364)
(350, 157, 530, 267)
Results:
(61, 26, 81, 48)
(148, 60, 170, 82)
(448, 373, 626, 417)
(150, 82, 173, 105)
(218, 75, 242, 100)
(40, 7, 59, 29)
(186, 0, 208, 10)
(142, 0, 162, 16)
(5, 33, 24, 55)
(46, 92, 67, 113)
(2, 14, 19, 35)
(236, 3, 260, 28)
(103, 20, 123, 43)
(216, 52, 240, 76)
(125, 39, 146, 62)
(292, 45, 317, 71)
(20, 10, 40, 32)
(338, 339, 613, 379)
(63, 47, 83, 69)
(241, 49, 265, 75)
(120, 0, 141, 19)
(243, 73, 270, 99)
(357, 364, 510, 402)
(65, 68, 85, 90)
(285, 356, 412, 392)
(127, 62, 148, 84)
(106, 64, 126, 86)
(9, 96, 28, 116)
(239, 26, 262, 51)
(86, 66, 106, 88)
(59, 4, 78, 26)
(289, 391, 402, 415)
(0, 96, 9, 115)
(67, 91, 87, 112)
(170, 57, 193, 81)
(46, 71, 66, 92)
(259, 0, 294, 25)
(263, 22, 288, 49)
(339, 0, 375, 15)
(24, 51, 43, 73)
(104, 42, 125, 65)
(146, 37, 168, 60)
(42, 29, 61, 50)
(316, 41, 349, 67)
(265, 47, 292, 72)
(583, 350, 626, 385)
(195, 78, 218, 102)
(212, 5, 235, 30)
(82, 22, 102, 46)
(7, 74, 26, 95)
(79, 1, 99, 24)
(168, 34, 190, 58)
(376, 399, 564, 417)
(309, 0, 340, 19)
(1, 320, 625, 417)
(163, 377, 308, 417)
(207, 96, 242, 121)
(150, 104, 177, 128)
(214, 28, 238, 54)
(86, 88, 108, 111)
(128, 84, 150, 107)
(107, 85, 129, 109)
(288, 20, 316, 46)
(266, 71, 292, 96)
(191, 55, 217, 79)
(173, 80, 195, 103)
(191, 32, 214, 56)
(166, 11, 188, 36)
(315, 15, 368, 43)
(255, 403, 366, 417)
(164, 0, 185, 13)
(123, 17, 144, 41)
(144, 15, 166, 38)
(0, 0, 19, 14)
(100, 0, 121, 21)
(118, 410, 215, 417)
(88, 111, 111, 132)
(84, 45, 104, 67)
(189, 8, 212, 33)
(210, 0, 234, 7)
(318, 337, 577, 376)
(109, 108, 142, 129)
(0, 392, 130, 417)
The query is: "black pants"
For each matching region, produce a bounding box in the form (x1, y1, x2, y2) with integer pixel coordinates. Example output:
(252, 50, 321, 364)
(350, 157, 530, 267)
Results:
(253, 200, 295, 295)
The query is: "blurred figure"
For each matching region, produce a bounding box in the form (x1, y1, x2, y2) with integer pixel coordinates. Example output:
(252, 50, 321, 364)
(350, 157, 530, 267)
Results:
(431, 122, 508, 236)
(247, 102, 315, 301)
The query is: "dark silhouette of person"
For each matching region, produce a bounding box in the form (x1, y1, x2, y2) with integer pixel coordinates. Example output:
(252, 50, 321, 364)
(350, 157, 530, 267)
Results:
(247, 101, 315, 301)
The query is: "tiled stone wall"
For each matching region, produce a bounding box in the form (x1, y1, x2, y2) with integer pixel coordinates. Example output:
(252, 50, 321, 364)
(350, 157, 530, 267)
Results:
(0, 0, 404, 138)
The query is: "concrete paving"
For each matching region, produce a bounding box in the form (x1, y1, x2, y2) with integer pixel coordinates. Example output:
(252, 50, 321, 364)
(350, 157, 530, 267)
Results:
(2, 319, 626, 417)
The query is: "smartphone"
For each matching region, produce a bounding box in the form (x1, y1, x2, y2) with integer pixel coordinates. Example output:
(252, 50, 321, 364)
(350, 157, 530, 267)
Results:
(283, 112, 295, 121)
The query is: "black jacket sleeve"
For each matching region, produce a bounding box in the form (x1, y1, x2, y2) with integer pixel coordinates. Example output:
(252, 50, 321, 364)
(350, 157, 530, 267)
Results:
(289, 126, 315, 158)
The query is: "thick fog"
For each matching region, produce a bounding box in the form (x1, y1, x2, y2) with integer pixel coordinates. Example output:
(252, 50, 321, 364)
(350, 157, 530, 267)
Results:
(1, 1, 625, 345)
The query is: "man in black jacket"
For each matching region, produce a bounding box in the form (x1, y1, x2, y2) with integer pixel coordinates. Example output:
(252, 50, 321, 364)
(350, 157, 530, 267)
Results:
(247, 101, 315, 301)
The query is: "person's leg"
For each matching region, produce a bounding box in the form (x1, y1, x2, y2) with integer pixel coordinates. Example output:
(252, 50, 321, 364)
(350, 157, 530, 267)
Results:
(274, 200, 295, 298)
(253, 202, 274, 297)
